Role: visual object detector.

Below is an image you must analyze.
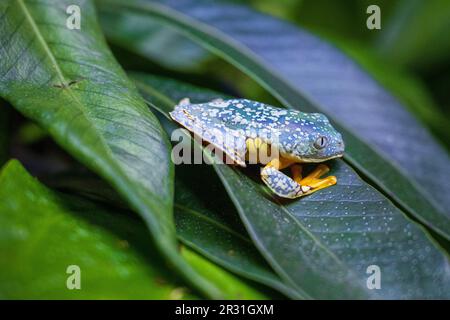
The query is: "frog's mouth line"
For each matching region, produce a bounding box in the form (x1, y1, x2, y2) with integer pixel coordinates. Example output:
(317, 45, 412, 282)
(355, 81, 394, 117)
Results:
(285, 153, 344, 163)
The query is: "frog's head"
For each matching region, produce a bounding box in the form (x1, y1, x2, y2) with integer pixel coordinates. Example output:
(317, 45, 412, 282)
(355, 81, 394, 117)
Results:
(291, 113, 345, 162)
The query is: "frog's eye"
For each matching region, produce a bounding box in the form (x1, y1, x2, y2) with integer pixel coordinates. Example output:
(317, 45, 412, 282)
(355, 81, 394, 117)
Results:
(314, 136, 328, 149)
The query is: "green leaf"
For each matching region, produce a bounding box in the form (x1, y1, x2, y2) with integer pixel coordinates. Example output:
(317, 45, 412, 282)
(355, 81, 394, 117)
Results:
(175, 164, 301, 299)
(133, 73, 450, 299)
(98, 0, 450, 241)
(0, 160, 266, 299)
(0, 0, 220, 298)
(44, 164, 297, 298)
(180, 247, 268, 299)
(99, 8, 209, 71)
(375, 0, 450, 69)
(0, 160, 195, 299)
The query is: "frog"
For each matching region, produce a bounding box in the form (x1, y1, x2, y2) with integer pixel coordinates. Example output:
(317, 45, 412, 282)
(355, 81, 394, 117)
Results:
(169, 98, 345, 198)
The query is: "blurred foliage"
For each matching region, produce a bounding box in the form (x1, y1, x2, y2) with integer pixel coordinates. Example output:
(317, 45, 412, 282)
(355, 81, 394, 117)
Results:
(375, 0, 450, 70)
(17, 122, 48, 145)
(251, 0, 397, 42)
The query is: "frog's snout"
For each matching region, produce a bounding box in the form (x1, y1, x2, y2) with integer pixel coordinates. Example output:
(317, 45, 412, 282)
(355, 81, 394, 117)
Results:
(335, 134, 345, 156)
(337, 135, 345, 152)
(323, 132, 345, 160)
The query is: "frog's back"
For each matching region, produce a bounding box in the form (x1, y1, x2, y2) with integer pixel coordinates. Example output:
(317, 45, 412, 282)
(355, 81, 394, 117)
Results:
(173, 98, 316, 152)
(172, 98, 305, 134)
(170, 98, 256, 166)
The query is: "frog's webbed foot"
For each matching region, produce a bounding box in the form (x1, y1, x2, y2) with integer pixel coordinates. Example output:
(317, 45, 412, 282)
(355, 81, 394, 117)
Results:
(261, 159, 336, 199)
(292, 164, 337, 195)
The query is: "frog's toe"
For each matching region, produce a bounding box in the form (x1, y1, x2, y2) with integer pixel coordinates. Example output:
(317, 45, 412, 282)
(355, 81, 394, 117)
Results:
(299, 164, 329, 184)
(261, 166, 303, 199)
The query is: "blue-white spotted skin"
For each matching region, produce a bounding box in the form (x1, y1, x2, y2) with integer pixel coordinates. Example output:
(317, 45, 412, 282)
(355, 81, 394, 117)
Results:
(170, 98, 345, 164)
(261, 166, 303, 198)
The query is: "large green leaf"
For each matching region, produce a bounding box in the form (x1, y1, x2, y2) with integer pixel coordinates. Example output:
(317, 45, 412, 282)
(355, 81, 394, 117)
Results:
(0, 0, 220, 298)
(0, 160, 265, 299)
(98, 0, 450, 241)
(133, 73, 450, 299)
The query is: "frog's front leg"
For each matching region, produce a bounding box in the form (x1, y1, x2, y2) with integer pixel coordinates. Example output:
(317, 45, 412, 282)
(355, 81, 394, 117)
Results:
(261, 159, 337, 199)
(261, 158, 303, 198)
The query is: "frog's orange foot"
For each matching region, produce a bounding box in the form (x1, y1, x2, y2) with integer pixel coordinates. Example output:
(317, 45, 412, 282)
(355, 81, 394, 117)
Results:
(292, 164, 337, 196)
(261, 160, 337, 199)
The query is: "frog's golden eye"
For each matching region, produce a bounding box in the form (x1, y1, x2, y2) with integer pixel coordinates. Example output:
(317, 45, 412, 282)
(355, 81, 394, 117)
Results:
(314, 136, 328, 149)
